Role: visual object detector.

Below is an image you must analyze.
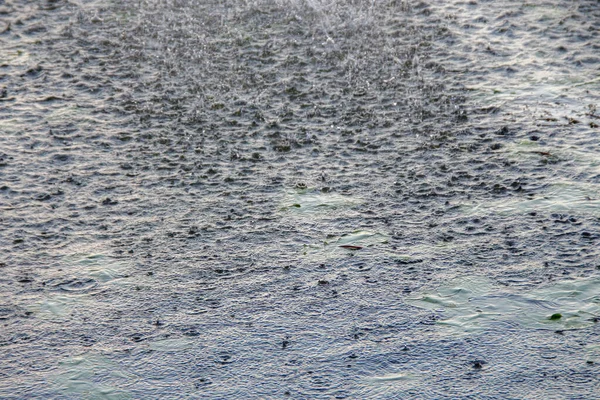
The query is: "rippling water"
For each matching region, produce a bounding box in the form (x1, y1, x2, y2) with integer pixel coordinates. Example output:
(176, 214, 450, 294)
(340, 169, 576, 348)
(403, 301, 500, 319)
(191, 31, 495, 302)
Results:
(1, 0, 599, 398)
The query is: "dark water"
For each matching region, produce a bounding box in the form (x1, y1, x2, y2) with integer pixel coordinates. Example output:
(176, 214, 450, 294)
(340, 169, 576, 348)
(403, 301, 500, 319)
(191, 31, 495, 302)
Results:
(1, 0, 600, 398)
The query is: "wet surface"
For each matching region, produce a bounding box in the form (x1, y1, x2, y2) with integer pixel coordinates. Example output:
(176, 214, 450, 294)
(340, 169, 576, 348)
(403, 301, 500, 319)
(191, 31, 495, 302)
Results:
(1, 0, 599, 398)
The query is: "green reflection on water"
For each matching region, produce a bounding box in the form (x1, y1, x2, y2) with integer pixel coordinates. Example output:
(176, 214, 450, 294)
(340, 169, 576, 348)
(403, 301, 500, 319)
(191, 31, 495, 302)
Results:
(462, 182, 600, 217)
(53, 354, 133, 400)
(406, 276, 600, 332)
(282, 188, 362, 214)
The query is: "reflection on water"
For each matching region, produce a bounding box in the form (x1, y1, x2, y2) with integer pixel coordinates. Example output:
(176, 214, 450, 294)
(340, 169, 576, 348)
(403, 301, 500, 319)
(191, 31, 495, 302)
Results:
(282, 188, 363, 214)
(407, 276, 600, 332)
(463, 182, 600, 216)
(53, 354, 133, 400)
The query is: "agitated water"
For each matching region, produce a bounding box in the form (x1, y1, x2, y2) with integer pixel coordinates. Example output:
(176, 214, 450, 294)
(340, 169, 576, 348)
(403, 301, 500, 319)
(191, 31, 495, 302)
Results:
(1, 0, 599, 398)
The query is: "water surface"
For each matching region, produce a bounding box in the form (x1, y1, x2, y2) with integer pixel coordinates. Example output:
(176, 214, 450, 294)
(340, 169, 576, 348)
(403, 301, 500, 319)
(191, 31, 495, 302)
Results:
(1, 0, 599, 398)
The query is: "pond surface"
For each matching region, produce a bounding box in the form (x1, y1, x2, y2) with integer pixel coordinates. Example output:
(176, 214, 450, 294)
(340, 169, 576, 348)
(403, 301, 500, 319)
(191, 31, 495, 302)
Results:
(1, 0, 599, 398)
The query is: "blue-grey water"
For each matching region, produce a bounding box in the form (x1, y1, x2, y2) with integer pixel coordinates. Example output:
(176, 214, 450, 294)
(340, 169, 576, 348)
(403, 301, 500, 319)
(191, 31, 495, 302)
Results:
(1, 0, 599, 398)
